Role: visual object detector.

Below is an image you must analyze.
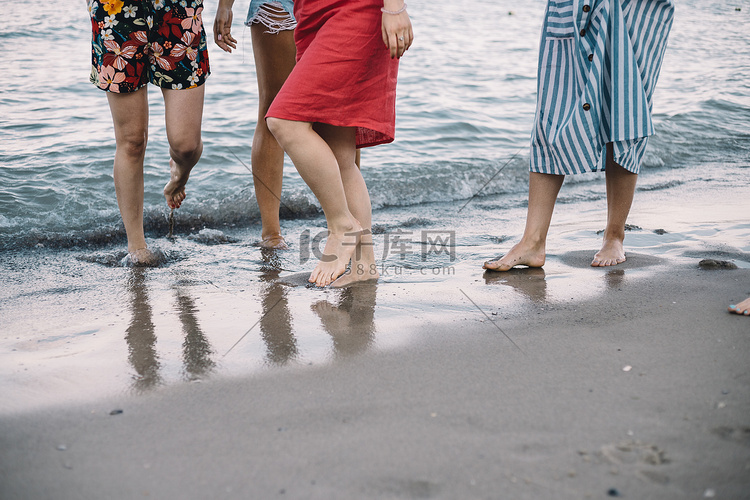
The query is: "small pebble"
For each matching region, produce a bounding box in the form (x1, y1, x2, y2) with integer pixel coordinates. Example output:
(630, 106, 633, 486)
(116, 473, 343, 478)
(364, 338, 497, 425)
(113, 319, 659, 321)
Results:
(607, 488, 621, 497)
(56, 444, 67, 451)
(109, 409, 123, 416)
(704, 488, 716, 498)
(623, 365, 633, 372)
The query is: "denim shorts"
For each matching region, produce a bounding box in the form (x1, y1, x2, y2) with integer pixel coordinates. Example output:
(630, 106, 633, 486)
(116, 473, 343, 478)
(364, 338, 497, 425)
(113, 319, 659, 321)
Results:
(246, 0, 296, 33)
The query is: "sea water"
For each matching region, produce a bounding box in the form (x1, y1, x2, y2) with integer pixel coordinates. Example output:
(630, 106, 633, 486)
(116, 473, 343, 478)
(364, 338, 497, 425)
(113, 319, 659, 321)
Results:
(1, 0, 748, 251)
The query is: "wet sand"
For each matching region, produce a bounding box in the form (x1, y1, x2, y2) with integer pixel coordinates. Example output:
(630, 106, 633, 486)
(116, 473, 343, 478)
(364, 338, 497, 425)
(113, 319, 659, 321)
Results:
(1, 184, 750, 499)
(1, 265, 749, 499)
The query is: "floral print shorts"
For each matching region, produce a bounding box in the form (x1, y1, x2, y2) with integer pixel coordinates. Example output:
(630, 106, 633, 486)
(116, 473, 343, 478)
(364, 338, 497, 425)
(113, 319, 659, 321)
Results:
(89, 0, 210, 93)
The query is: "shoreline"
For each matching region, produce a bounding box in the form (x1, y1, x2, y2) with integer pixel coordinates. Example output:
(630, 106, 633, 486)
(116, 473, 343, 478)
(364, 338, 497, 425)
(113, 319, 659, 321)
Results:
(2, 179, 749, 414)
(2, 176, 749, 498)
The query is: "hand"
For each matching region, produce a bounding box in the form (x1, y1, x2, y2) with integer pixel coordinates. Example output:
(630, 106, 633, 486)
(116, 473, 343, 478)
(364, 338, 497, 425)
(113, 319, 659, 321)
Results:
(213, 2, 237, 53)
(381, 3, 413, 59)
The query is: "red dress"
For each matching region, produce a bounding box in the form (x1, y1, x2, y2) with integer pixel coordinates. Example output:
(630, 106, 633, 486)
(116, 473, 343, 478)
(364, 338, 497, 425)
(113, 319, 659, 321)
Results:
(266, 0, 399, 148)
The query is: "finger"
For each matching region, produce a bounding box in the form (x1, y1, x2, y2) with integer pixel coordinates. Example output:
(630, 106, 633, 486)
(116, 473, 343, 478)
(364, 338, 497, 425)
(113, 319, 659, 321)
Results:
(223, 35, 236, 49)
(382, 22, 389, 48)
(215, 37, 229, 52)
(388, 32, 398, 59)
(397, 34, 406, 58)
(221, 30, 236, 51)
(215, 37, 232, 53)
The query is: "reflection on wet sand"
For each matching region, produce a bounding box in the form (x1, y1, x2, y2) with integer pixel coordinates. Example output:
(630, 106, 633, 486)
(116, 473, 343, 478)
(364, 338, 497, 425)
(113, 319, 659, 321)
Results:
(258, 268, 296, 365)
(124, 269, 215, 391)
(483, 267, 548, 303)
(175, 290, 215, 380)
(125, 269, 161, 391)
(312, 282, 377, 358)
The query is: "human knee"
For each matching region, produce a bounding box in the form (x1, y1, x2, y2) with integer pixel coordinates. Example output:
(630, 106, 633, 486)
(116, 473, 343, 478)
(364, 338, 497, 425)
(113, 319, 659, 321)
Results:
(338, 157, 360, 175)
(266, 117, 298, 149)
(170, 138, 203, 165)
(266, 117, 285, 141)
(118, 132, 148, 160)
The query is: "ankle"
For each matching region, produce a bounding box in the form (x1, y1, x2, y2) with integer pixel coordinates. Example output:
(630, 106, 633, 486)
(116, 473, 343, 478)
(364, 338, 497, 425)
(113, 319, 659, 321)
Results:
(261, 228, 283, 241)
(328, 216, 360, 235)
(127, 241, 148, 253)
(518, 235, 546, 253)
(602, 228, 625, 242)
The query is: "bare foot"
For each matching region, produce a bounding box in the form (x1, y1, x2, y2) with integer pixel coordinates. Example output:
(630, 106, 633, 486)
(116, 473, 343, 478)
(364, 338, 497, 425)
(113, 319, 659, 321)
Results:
(259, 234, 288, 250)
(123, 247, 161, 267)
(591, 238, 626, 267)
(331, 268, 380, 288)
(483, 240, 546, 272)
(309, 219, 363, 287)
(163, 158, 193, 209)
(728, 297, 750, 316)
(331, 229, 379, 288)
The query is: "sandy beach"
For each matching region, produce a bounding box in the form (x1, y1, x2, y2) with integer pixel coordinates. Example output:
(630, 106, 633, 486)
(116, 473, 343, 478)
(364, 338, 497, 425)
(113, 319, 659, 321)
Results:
(1, 266, 749, 499)
(2, 1, 750, 497)
(2, 181, 749, 499)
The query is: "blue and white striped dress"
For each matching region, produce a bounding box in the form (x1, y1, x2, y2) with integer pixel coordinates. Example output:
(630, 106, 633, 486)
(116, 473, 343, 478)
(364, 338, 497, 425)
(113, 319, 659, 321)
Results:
(531, 0, 675, 175)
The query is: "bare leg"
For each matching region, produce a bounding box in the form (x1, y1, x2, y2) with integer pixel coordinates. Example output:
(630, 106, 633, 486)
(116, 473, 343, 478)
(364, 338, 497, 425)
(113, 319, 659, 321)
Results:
(728, 297, 750, 316)
(162, 84, 205, 209)
(107, 87, 158, 265)
(484, 172, 564, 271)
(251, 24, 296, 249)
(315, 124, 378, 287)
(267, 118, 362, 287)
(592, 143, 637, 267)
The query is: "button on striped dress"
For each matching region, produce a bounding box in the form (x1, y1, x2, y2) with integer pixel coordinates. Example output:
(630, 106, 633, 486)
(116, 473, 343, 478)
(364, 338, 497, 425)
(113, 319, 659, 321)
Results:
(531, 0, 675, 175)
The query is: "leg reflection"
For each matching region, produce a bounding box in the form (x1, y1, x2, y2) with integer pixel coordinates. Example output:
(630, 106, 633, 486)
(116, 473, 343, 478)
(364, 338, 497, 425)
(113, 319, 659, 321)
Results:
(174, 289, 215, 381)
(312, 282, 377, 358)
(124, 268, 162, 391)
(259, 269, 296, 365)
(483, 267, 548, 303)
(604, 268, 626, 289)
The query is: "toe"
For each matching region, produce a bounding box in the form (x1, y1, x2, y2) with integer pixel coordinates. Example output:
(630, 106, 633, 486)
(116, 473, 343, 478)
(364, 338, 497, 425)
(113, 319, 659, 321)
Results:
(484, 259, 510, 271)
